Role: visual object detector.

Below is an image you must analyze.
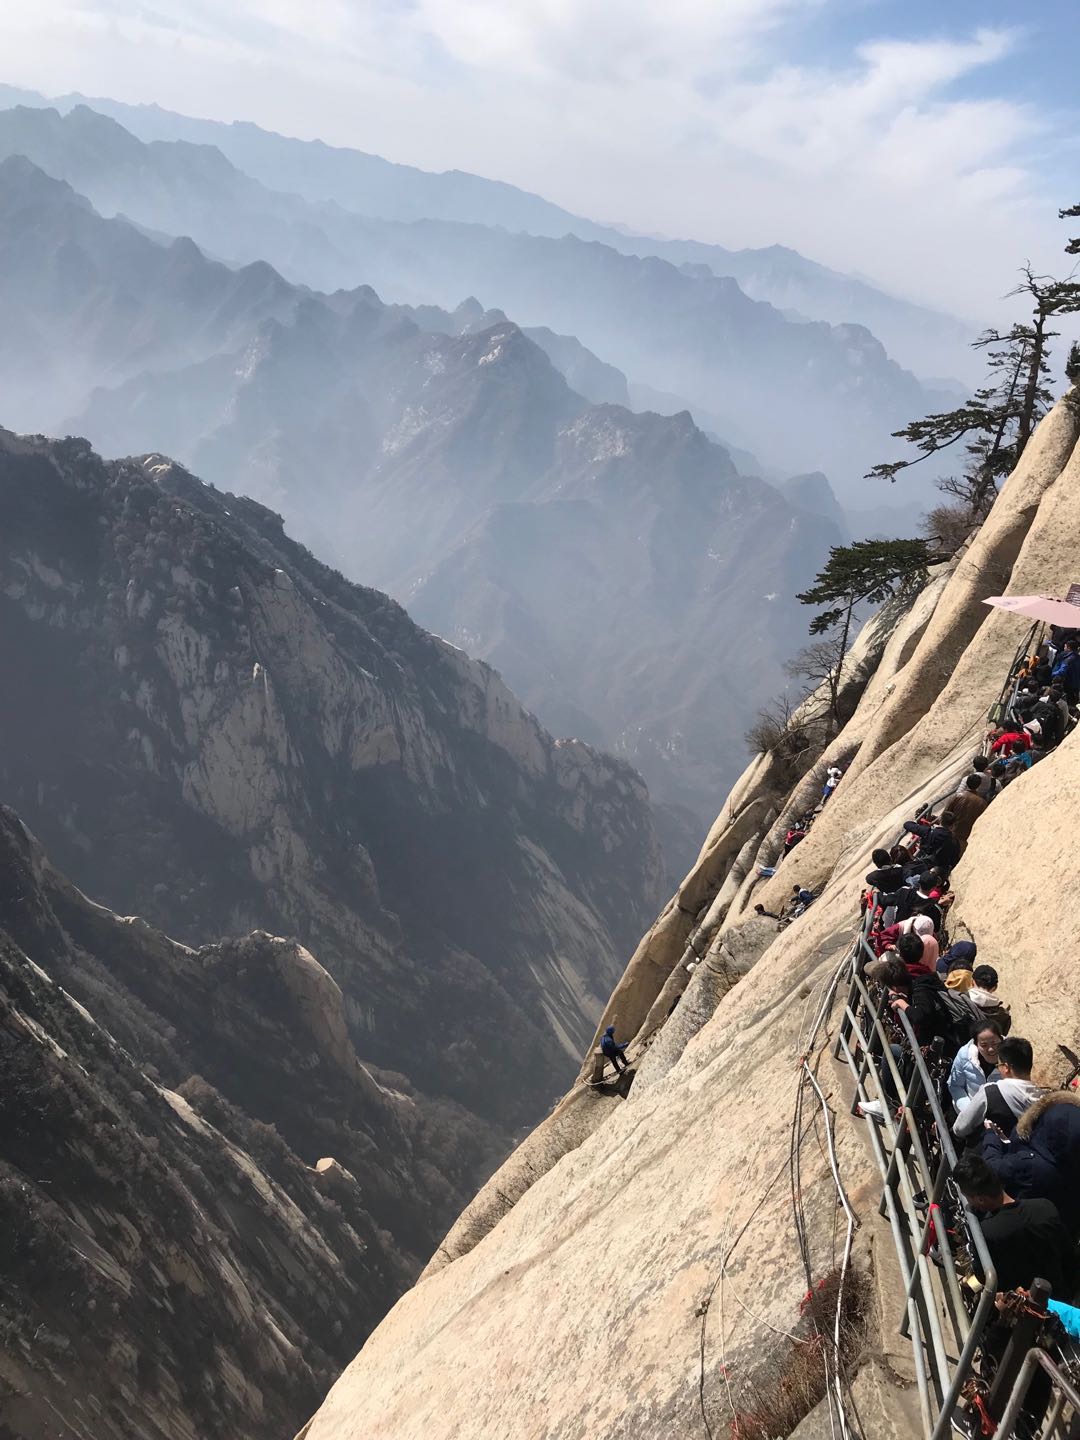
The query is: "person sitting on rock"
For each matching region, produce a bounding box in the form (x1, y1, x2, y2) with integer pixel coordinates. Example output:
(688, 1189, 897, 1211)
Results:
(954, 1036, 1044, 1141)
(948, 1019, 1004, 1113)
(951, 1153, 1076, 1296)
(969, 965, 1012, 1034)
(600, 1025, 630, 1074)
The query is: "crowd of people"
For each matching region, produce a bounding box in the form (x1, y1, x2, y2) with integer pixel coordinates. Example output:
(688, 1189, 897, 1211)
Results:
(849, 621, 1079, 1419)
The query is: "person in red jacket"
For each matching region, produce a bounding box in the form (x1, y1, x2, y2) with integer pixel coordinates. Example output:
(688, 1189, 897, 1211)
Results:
(989, 727, 1031, 755)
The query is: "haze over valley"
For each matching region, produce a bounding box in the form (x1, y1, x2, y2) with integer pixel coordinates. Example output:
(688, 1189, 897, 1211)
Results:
(2, 9, 1079, 1437)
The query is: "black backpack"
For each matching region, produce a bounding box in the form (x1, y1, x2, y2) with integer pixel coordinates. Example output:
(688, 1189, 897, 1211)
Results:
(934, 990, 985, 1052)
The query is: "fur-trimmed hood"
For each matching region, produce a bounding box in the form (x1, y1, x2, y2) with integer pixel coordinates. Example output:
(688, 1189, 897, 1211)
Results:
(1016, 1089, 1080, 1141)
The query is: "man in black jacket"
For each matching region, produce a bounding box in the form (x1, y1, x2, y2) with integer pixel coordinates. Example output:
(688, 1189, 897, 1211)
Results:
(864, 848, 905, 891)
(952, 1153, 1075, 1296)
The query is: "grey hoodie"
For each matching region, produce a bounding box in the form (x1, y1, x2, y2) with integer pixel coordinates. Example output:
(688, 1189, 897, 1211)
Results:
(953, 1078, 1045, 1139)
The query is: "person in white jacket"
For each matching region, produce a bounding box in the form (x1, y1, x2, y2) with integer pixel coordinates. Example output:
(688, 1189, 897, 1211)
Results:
(948, 1019, 1003, 1112)
(953, 1036, 1044, 1140)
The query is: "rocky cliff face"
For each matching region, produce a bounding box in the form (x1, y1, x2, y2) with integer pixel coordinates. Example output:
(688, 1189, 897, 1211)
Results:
(0, 427, 664, 1146)
(295, 390, 1080, 1440)
(0, 802, 436, 1440)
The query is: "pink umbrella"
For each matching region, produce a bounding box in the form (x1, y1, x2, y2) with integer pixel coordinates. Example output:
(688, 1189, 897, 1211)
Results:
(983, 594, 1080, 626)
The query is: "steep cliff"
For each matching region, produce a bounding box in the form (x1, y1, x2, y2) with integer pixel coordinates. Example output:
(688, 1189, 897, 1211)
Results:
(296, 393, 1080, 1440)
(0, 803, 428, 1440)
(0, 428, 664, 1148)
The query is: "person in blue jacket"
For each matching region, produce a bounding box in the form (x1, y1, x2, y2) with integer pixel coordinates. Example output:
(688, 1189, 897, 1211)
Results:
(1051, 640, 1080, 704)
(601, 1025, 630, 1074)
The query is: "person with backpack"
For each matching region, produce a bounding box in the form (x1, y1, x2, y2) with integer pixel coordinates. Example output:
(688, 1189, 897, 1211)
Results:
(953, 1036, 1044, 1141)
(948, 1019, 1004, 1113)
(968, 964, 1012, 1034)
(878, 955, 957, 1049)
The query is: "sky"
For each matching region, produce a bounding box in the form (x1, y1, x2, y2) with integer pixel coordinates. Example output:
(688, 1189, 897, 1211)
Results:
(3, 0, 1079, 324)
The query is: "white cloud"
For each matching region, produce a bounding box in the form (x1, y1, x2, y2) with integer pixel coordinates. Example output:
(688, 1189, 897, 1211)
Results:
(1, 2, 1072, 324)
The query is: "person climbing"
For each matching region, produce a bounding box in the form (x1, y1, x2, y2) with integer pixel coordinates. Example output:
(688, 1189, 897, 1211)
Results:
(901, 813, 961, 875)
(600, 1025, 630, 1074)
(989, 725, 1032, 756)
(951, 1153, 1076, 1296)
(958, 753, 995, 801)
(953, 1036, 1044, 1141)
(948, 776, 987, 848)
(948, 1019, 1004, 1113)
(938, 939, 977, 974)
(981, 1092, 1080, 1231)
(821, 765, 843, 805)
(969, 965, 1012, 1034)
(865, 848, 905, 892)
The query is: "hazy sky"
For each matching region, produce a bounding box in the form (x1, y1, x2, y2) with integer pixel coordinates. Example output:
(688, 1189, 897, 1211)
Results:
(4, 0, 1079, 322)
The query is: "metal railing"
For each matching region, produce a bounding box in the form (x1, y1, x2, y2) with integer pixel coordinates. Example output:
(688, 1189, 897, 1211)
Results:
(834, 906, 999, 1440)
(824, 627, 1079, 1439)
(993, 1348, 1080, 1440)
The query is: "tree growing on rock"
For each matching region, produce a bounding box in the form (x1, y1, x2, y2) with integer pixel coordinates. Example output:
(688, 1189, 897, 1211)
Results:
(868, 204, 1080, 550)
(796, 538, 933, 660)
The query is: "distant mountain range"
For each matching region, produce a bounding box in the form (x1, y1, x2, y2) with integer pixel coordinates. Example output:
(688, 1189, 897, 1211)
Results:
(0, 425, 664, 1125)
(0, 155, 842, 855)
(0, 82, 975, 382)
(0, 99, 960, 498)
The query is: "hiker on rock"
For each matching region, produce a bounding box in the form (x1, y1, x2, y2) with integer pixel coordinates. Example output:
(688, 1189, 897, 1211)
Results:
(821, 765, 842, 804)
(601, 1025, 630, 1074)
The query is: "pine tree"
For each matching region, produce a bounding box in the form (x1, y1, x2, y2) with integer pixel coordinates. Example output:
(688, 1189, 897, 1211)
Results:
(1061, 203, 1080, 256)
(867, 206, 1080, 545)
(796, 538, 933, 660)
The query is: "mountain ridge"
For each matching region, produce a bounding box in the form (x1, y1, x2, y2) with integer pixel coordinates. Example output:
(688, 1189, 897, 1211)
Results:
(0, 103, 960, 491)
(0, 82, 973, 378)
(0, 158, 844, 855)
